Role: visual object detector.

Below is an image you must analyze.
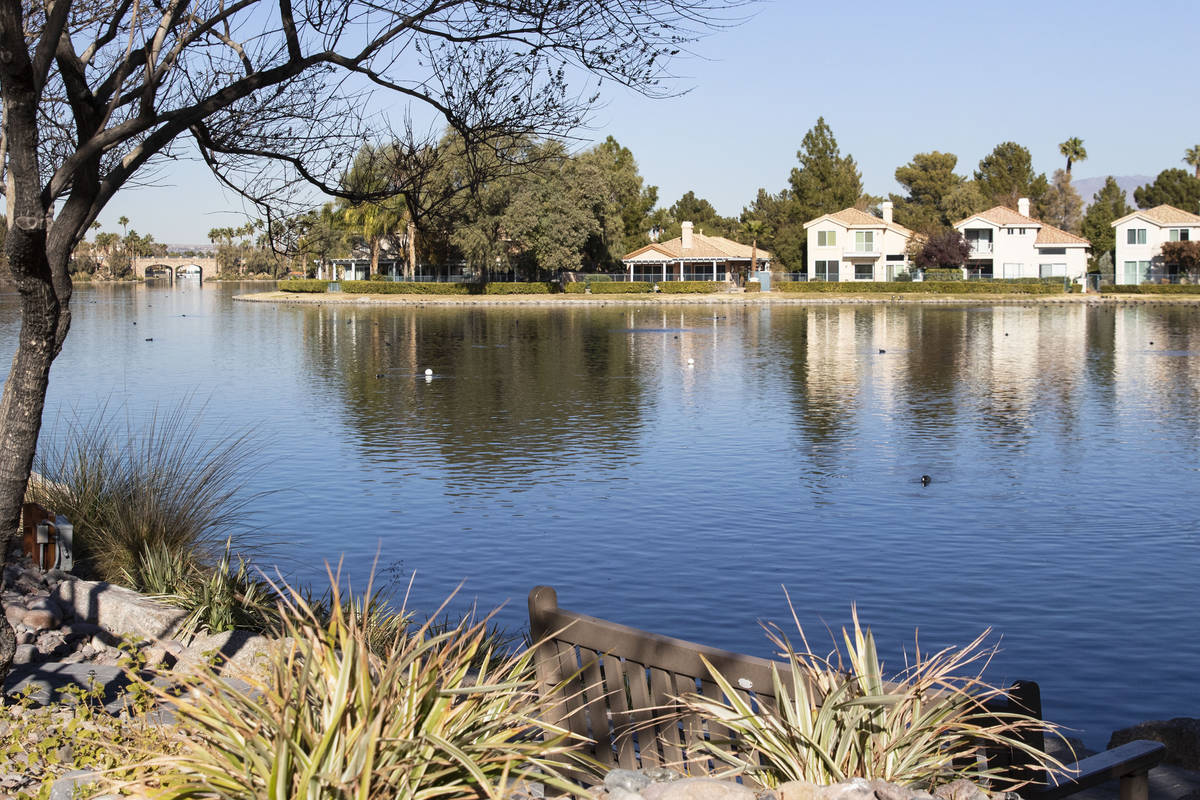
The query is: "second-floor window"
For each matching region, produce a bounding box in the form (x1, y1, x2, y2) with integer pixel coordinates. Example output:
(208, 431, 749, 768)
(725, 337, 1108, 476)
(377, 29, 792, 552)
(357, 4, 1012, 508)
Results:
(855, 231, 875, 251)
(1170, 229, 1191, 241)
(1127, 228, 1147, 245)
(816, 230, 836, 247)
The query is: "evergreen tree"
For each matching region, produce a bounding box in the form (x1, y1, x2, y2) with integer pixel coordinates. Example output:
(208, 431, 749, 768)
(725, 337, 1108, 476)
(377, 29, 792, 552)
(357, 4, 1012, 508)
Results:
(890, 151, 982, 230)
(744, 188, 805, 270)
(1081, 177, 1132, 268)
(974, 141, 1047, 210)
(1037, 169, 1083, 233)
(789, 117, 866, 222)
(1134, 168, 1200, 211)
(575, 136, 658, 267)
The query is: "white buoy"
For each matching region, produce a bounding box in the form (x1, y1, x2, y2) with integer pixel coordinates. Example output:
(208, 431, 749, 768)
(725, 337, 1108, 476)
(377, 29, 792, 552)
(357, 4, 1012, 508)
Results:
(687, 358, 695, 366)
(424, 368, 433, 376)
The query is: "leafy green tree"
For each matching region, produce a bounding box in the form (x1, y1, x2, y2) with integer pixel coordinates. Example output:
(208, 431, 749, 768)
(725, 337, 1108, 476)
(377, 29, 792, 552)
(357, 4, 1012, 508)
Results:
(660, 191, 738, 239)
(974, 142, 1047, 210)
(789, 117, 866, 223)
(339, 144, 409, 276)
(1081, 177, 1132, 268)
(1184, 145, 1200, 179)
(1058, 137, 1087, 178)
(743, 188, 805, 270)
(1134, 168, 1200, 210)
(574, 137, 658, 268)
(1037, 170, 1083, 233)
(890, 152, 984, 230)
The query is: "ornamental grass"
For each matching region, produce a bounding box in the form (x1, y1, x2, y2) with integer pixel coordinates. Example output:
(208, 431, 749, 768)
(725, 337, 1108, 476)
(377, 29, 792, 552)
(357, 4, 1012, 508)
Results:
(675, 603, 1068, 791)
(130, 571, 587, 799)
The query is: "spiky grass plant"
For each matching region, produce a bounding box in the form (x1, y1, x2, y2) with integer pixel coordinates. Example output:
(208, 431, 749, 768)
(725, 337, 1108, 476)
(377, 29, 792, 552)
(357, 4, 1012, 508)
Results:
(130, 571, 586, 799)
(677, 604, 1068, 791)
(31, 405, 258, 585)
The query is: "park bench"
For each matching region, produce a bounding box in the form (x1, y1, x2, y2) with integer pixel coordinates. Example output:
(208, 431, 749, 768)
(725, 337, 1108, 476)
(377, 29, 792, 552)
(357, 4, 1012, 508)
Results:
(528, 586, 1165, 800)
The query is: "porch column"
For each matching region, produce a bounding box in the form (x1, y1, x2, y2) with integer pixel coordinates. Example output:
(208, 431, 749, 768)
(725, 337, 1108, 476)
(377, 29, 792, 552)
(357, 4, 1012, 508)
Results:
(713, 260, 717, 281)
(662, 262, 667, 283)
(628, 262, 633, 282)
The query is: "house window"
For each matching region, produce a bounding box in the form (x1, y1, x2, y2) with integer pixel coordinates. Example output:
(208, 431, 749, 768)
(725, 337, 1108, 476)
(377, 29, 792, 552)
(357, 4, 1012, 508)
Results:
(854, 262, 874, 280)
(1038, 247, 1066, 255)
(885, 254, 905, 261)
(816, 230, 836, 247)
(1170, 229, 1191, 242)
(1039, 263, 1066, 278)
(854, 231, 875, 252)
(814, 260, 839, 281)
(1127, 228, 1147, 245)
(1123, 261, 1151, 283)
(1001, 263, 1023, 278)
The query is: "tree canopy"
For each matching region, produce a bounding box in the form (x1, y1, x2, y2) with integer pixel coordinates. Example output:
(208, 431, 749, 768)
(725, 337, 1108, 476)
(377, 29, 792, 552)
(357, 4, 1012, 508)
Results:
(1037, 169, 1083, 234)
(974, 142, 1048, 210)
(1134, 169, 1200, 211)
(1081, 177, 1132, 267)
(889, 151, 987, 231)
(789, 117, 868, 222)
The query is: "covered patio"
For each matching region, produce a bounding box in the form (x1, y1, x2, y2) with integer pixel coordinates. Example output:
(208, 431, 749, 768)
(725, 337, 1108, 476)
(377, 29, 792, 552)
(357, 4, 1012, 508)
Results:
(621, 221, 770, 282)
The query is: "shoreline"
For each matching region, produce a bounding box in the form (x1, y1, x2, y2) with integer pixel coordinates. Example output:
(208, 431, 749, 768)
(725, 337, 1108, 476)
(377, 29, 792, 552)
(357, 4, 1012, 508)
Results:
(234, 290, 1200, 307)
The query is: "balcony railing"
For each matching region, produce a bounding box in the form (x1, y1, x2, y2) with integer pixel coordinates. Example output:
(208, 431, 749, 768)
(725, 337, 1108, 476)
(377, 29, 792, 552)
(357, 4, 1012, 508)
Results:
(968, 241, 994, 255)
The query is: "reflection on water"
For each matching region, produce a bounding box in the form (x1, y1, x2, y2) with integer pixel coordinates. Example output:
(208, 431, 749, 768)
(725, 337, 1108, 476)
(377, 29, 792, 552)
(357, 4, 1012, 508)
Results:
(3, 283, 1199, 745)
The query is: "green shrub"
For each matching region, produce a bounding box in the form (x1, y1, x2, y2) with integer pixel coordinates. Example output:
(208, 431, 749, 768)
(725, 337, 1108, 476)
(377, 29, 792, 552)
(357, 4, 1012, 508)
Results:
(744, 282, 762, 292)
(924, 268, 964, 281)
(140, 579, 586, 800)
(278, 279, 329, 293)
(1103, 284, 1200, 294)
(340, 280, 471, 295)
(776, 281, 1065, 295)
(676, 606, 1066, 791)
(657, 281, 720, 294)
(368, 273, 389, 281)
(31, 407, 257, 589)
(564, 283, 588, 293)
(483, 282, 557, 294)
(587, 281, 652, 294)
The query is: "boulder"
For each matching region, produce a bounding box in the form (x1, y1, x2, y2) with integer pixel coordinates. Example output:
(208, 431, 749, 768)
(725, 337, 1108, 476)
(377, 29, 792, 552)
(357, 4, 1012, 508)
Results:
(777, 780, 820, 800)
(11, 644, 39, 665)
(645, 778, 757, 800)
(4, 603, 25, 627)
(22, 607, 62, 631)
(52, 577, 188, 640)
(1109, 718, 1200, 770)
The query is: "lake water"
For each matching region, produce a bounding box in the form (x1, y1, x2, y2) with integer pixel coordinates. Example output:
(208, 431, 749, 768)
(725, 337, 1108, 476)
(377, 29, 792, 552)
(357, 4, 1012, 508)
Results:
(3, 281, 1198, 745)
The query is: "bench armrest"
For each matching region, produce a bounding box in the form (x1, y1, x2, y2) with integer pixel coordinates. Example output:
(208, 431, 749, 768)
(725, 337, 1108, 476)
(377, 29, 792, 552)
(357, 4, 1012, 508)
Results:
(1025, 740, 1167, 800)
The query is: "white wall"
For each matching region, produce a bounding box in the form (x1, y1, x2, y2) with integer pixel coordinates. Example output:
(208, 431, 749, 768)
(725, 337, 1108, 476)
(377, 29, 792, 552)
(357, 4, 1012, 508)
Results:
(1113, 217, 1200, 284)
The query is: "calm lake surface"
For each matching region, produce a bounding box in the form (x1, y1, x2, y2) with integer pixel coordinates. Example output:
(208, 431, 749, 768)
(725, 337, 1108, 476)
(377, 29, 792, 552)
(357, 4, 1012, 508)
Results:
(3, 281, 1198, 745)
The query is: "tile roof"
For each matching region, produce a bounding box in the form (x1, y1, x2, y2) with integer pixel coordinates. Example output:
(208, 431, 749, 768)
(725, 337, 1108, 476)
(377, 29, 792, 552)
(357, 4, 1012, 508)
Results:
(805, 207, 916, 237)
(956, 205, 1089, 247)
(623, 232, 772, 262)
(1111, 204, 1200, 227)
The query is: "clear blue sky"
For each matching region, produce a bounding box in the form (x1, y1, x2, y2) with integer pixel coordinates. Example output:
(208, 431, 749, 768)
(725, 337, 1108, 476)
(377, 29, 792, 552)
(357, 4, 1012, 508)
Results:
(96, 0, 1200, 244)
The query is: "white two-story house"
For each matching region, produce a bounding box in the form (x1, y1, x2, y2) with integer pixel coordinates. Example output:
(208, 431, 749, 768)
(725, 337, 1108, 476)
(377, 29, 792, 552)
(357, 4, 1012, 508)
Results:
(802, 201, 916, 281)
(1111, 204, 1200, 284)
(953, 198, 1090, 281)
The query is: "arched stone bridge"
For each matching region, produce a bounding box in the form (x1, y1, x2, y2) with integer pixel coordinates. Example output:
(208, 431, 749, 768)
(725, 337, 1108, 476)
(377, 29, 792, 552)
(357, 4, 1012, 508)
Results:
(132, 255, 219, 280)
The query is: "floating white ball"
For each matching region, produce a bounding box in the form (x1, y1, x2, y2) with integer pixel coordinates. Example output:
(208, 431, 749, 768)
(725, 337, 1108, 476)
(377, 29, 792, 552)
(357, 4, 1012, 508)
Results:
(687, 358, 695, 366)
(424, 368, 433, 376)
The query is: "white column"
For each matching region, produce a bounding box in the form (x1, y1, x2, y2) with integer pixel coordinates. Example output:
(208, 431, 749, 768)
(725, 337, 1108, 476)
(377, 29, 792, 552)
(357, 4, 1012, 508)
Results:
(662, 262, 667, 283)
(712, 260, 717, 281)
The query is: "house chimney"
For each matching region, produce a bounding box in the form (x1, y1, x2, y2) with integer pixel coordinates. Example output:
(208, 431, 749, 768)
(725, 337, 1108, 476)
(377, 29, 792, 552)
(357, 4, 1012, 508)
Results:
(882, 200, 894, 225)
(681, 221, 694, 250)
(1017, 197, 1030, 217)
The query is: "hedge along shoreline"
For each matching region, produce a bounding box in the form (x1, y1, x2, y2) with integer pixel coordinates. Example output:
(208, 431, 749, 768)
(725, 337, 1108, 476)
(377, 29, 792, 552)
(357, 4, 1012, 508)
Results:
(776, 281, 1068, 295)
(278, 279, 330, 293)
(657, 281, 719, 294)
(1102, 284, 1200, 294)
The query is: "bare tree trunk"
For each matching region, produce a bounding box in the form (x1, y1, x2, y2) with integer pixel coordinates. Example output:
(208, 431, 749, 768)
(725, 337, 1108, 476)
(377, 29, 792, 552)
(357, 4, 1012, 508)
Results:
(370, 237, 380, 277)
(406, 221, 417, 280)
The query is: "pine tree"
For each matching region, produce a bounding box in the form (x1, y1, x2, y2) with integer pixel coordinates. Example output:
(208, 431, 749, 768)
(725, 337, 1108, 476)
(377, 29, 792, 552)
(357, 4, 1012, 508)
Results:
(974, 142, 1047, 210)
(788, 117, 865, 222)
(1082, 176, 1132, 266)
(1037, 169, 1083, 233)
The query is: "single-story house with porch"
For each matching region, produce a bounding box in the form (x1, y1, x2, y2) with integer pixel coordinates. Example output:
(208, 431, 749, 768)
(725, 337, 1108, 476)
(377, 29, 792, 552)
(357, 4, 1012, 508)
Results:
(621, 221, 770, 282)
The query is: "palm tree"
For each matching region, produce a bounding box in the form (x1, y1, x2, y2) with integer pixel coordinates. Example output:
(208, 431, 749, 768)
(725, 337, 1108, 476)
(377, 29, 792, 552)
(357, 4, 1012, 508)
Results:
(1058, 138, 1087, 178)
(1184, 145, 1200, 179)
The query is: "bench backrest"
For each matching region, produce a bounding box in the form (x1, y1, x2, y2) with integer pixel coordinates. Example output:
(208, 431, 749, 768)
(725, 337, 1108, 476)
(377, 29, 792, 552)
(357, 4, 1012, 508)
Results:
(528, 586, 1045, 782)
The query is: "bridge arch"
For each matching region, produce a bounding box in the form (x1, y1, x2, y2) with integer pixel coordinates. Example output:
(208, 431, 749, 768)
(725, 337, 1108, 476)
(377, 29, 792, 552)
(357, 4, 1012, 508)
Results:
(143, 264, 175, 281)
(131, 255, 218, 280)
(176, 264, 204, 280)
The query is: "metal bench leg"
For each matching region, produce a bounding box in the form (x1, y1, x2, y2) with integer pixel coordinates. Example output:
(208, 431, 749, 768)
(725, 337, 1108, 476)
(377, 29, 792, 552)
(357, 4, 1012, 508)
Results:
(1119, 771, 1150, 800)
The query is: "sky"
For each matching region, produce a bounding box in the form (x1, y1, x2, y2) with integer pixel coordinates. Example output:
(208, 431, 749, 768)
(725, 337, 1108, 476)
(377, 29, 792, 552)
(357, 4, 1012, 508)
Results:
(94, 0, 1200, 245)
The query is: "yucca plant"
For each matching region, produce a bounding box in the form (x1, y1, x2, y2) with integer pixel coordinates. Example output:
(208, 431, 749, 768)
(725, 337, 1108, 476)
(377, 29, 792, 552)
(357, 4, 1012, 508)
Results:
(128, 570, 587, 799)
(676, 604, 1068, 791)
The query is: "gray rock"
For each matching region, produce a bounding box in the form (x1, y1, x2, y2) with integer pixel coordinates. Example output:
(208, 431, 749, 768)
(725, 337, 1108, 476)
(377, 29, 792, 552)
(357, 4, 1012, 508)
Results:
(53, 577, 188, 640)
(777, 781, 820, 800)
(818, 779, 876, 800)
(609, 789, 647, 800)
(1110, 718, 1200, 771)
(650, 778, 757, 800)
(59, 621, 105, 641)
(931, 779, 987, 800)
(49, 769, 97, 800)
(643, 768, 683, 783)
(11, 644, 38, 665)
(606, 769, 652, 793)
(869, 779, 912, 800)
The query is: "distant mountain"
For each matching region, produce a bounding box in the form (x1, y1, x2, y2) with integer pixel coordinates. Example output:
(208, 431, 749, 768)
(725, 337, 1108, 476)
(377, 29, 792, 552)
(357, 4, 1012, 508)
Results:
(1073, 175, 1154, 208)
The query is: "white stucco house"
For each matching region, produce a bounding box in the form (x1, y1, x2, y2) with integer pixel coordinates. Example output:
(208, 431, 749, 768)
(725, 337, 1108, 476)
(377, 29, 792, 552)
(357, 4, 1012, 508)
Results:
(621, 221, 770, 282)
(802, 201, 916, 281)
(1111, 204, 1200, 284)
(953, 198, 1090, 281)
